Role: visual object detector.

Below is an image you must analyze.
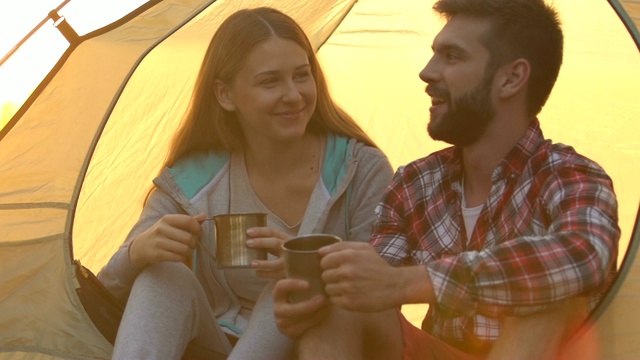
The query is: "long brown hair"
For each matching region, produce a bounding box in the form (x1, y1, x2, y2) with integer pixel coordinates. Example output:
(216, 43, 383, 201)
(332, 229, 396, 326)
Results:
(163, 7, 377, 169)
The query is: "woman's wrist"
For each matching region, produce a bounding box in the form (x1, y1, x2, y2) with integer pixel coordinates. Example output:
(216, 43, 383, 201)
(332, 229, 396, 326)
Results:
(128, 238, 147, 269)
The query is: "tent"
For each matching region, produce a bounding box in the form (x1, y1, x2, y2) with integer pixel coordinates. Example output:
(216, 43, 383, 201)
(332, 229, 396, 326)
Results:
(0, 0, 639, 358)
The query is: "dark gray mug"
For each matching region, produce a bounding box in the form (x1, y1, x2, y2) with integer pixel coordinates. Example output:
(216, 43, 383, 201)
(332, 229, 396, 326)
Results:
(282, 234, 342, 302)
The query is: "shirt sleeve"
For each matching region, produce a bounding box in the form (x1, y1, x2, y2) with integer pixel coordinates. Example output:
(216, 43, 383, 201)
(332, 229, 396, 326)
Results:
(371, 165, 415, 265)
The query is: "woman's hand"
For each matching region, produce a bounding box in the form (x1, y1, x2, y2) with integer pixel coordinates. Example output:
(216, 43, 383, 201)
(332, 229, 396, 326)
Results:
(129, 213, 205, 268)
(273, 278, 330, 339)
(246, 227, 290, 279)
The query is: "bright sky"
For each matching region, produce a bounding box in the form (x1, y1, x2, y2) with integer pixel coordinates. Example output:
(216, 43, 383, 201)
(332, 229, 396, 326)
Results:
(0, 0, 147, 128)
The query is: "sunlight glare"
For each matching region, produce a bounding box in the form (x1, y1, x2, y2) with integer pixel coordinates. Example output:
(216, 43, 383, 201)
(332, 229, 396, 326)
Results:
(1, 0, 149, 131)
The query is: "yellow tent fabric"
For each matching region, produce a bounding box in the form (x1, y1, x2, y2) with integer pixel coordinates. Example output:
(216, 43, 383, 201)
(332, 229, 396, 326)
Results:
(0, 0, 639, 359)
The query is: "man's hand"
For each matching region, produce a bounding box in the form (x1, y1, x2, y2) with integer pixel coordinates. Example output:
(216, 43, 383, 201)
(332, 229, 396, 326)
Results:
(273, 278, 330, 339)
(320, 242, 435, 312)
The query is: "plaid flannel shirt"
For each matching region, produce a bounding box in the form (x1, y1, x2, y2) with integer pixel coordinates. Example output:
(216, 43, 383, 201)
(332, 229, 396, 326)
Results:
(372, 119, 619, 353)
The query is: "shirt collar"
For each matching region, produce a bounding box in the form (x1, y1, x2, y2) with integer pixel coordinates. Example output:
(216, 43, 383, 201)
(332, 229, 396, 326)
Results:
(446, 118, 545, 183)
(496, 118, 545, 181)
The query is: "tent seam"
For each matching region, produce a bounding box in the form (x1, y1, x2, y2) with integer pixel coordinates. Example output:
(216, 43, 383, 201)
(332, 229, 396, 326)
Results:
(0, 202, 69, 210)
(0, 233, 65, 247)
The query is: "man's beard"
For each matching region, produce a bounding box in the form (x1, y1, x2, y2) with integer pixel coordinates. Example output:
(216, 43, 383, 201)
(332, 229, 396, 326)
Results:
(427, 77, 495, 147)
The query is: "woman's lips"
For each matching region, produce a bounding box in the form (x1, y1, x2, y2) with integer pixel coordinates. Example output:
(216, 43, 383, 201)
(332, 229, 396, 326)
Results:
(275, 108, 304, 120)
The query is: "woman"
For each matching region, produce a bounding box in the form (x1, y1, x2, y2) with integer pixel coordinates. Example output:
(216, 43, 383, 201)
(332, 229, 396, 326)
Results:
(98, 7, 393, 359)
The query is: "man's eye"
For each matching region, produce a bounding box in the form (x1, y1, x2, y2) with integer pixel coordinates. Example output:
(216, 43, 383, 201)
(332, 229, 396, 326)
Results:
(446, 53, 460, 61)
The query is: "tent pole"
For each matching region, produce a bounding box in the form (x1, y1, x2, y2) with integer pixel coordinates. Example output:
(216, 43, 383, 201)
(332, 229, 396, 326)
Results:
(608, 0, 640, 51)
(0, 0, 73, 67)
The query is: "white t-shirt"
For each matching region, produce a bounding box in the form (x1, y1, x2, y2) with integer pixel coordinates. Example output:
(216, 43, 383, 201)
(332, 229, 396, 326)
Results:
(461, 178, 483, 239)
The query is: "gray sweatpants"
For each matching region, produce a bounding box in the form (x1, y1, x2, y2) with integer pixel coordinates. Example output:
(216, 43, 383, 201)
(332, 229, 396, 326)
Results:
(112, 262, 293, 360)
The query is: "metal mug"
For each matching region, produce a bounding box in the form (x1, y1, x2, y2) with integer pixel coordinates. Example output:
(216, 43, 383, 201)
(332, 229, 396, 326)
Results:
(214, 213, 267, 268)
(282, 233, 342, 302)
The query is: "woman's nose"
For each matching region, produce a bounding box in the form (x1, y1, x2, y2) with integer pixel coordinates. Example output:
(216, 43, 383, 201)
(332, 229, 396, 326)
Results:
(282, 81, 303, 103)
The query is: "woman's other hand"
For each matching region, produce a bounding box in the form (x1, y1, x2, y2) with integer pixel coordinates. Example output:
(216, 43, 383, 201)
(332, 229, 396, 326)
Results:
(273, 278, 329, 339)
(246, 227, 289, 279)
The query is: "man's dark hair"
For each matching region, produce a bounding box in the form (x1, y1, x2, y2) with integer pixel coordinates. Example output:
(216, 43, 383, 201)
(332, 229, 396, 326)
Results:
(433, 0, 563, 117)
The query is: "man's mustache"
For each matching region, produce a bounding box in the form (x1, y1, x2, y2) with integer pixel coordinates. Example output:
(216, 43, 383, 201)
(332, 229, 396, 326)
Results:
(425, 85, 449, 99)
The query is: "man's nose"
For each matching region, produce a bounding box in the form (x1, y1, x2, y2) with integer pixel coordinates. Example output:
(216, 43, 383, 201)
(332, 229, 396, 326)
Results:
(419, 56, 439, 84)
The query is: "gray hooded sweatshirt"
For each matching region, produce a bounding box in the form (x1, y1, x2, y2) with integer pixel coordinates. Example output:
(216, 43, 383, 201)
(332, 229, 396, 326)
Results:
(98, 134, 393, 335)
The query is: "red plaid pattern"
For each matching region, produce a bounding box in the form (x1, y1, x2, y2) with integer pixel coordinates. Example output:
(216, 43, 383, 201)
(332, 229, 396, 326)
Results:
(372, 119, 620, 351)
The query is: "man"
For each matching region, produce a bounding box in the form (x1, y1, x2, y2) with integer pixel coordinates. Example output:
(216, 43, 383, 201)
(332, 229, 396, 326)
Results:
(273, 0, 620, 359)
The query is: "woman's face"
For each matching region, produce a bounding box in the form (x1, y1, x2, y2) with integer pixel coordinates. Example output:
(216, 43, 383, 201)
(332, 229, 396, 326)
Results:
(216, 37, 317, 144)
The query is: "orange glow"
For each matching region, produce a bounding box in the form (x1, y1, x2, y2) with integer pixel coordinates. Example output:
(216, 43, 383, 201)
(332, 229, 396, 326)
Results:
(0, 1, 148, 131)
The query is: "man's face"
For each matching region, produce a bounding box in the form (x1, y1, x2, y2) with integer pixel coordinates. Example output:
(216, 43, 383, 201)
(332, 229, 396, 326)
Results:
(419, 15, 495, 146)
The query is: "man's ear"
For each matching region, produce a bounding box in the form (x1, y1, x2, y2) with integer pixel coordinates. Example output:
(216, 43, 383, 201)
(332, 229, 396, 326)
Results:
(496, 58, 530, 99)
(214, 79, 236, 111)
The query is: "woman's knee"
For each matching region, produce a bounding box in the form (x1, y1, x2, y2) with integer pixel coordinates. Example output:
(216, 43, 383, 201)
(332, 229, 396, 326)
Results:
(132, 262, 201, 299)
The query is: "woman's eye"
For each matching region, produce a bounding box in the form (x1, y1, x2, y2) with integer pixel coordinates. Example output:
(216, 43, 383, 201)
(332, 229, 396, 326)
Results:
(259, 78, 278, 86)
(294, 71, 311, 81)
